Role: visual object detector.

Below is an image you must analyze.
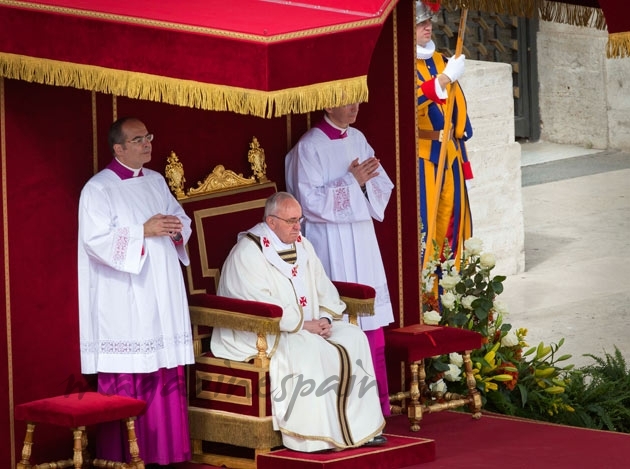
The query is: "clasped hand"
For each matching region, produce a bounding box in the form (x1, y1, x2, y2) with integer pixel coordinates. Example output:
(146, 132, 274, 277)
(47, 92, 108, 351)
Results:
(349, 156, 380, 187)
(144, 213, 183, 238)
(303, 319, 332, 339)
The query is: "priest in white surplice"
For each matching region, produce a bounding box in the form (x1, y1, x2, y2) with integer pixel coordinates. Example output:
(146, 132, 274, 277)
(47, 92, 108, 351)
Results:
(211, 192, 386, 453)
(78, 117, 194, 465)
(285, 103, 395, 416)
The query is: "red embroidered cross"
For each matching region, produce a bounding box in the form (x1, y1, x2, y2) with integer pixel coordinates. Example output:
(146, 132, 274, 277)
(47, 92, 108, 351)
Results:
(291, 266, 298, 277)
(262, 237, 270, 247)
(299, 296, 307, 307)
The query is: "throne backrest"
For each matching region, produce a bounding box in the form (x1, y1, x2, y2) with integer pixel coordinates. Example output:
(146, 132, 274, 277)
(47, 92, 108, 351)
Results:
(164, 140, 277, 296)
(180, 182, 277, 296)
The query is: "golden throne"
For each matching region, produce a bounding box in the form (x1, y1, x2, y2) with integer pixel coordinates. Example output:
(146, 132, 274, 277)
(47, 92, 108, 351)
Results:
(166, 138, 376, 468)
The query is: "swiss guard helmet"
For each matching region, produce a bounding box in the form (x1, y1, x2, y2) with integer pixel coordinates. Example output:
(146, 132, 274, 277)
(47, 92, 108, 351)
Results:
(415, 1, 441, 24)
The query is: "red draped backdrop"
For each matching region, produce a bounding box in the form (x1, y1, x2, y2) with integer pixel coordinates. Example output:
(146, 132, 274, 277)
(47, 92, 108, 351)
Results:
(1, 3, 422, 464)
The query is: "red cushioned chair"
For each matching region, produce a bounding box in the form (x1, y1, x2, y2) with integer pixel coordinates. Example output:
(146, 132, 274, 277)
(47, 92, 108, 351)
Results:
(386, 324, 484, 431)
(165, 143, 376, 469)
(14, 392, 146, 469)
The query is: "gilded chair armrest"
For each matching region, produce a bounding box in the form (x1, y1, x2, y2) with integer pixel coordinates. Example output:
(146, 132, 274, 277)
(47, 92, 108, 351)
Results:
(332, 280, 376, 317)
(189, 293, 282, 335)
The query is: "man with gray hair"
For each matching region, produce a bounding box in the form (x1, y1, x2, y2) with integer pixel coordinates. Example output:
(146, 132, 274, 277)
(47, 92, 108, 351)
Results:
(211, 192, 387, 453)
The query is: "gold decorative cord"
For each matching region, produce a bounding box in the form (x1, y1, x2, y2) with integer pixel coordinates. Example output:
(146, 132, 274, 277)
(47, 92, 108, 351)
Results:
(0, 0, 395, 43)
(1, 76, 16, 468)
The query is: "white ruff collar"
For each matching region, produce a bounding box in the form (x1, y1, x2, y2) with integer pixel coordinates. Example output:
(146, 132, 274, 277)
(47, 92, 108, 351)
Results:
(242, 223, 313, 319)
(416, 40, 436, 60)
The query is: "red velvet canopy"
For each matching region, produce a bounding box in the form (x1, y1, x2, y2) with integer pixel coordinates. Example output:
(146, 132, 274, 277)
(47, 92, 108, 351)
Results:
(0, 0, 398, 117)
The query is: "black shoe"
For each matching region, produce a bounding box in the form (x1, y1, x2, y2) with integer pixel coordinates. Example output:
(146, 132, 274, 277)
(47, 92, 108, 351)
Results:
(363, 435, 388, 447)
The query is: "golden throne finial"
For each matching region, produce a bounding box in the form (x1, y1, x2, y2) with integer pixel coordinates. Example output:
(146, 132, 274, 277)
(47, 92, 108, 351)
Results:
(248, 136, 268, 183)
(165, 151, 187, 200)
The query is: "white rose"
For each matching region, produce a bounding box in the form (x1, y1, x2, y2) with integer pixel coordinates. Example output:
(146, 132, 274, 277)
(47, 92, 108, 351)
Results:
(439, 273, 461, 291)
(441, 291, 457, 310)
(464, 237, 483, 256)
(441, 259, 456, 272)
(449, 352, 463, 367)
(480, 252, 496, 270)
(461, 295, 477, 310)
(430, 378, 447, 395)
(501, 330, 519, 347)
(423, 310, 442, 325)
(494, 300, 509, 316)
(444, 364, 462, 382)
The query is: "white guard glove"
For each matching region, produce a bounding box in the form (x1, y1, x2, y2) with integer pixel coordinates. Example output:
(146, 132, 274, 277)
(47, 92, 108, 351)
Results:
(443, 54, 465, 83)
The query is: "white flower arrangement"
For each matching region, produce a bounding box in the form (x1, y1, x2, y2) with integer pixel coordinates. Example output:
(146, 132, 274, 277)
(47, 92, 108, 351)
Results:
(423, 309, 442, 325)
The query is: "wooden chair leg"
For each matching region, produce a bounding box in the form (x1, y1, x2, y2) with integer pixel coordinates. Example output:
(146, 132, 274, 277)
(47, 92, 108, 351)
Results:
(407, 361, 423, 432)
(17, 422, 35, 469)
(463, 350, 483, 419)
(72, 427, 84, 468)
(126, 416, 145, 469)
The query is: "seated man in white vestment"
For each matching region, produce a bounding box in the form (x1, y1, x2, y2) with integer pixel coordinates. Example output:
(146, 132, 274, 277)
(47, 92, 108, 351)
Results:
(211, 191, 387, 453)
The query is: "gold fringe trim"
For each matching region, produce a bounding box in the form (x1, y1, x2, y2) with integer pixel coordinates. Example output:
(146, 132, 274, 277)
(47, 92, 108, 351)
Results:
(443, 0, 538, 17)
(539, 0, 606, 30)
(339, 296, 375, 317)
(189, 306, 281, 335)
(0, 52, 368, 118)
(189, 408, 283, 449)
(444, 1, 606, 30)
(607, 32, 630, 59)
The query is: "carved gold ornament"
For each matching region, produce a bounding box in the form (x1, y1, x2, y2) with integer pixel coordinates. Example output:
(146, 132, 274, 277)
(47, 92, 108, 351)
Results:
(165, 136, 269, 200)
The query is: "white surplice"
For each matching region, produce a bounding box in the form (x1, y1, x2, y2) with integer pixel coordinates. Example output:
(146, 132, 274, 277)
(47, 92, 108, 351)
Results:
(78, 167, 194, 374)
(211, 223, 385, 452)
(285, 125, 395, 330)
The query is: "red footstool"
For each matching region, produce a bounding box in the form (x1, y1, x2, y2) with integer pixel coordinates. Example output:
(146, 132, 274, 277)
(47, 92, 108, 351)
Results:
(386, 324, 484, 431)
(14, 392, 146, 469)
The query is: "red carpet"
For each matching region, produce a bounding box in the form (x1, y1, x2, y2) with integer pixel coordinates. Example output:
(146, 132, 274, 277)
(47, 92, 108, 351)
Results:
(257, 434, 435, 469)
(174, 411, 630, 468)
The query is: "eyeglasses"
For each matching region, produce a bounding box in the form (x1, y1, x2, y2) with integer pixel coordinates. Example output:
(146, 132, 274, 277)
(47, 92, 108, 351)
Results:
(269, 214, 305, 226)
(126, 133, 154, 145)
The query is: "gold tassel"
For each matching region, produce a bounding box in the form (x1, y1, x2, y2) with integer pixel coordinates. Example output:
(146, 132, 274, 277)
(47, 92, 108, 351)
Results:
(538, 0, 606, 30)
(189, 306, 281, 335)
(340, 296, 375, 317)
(444, 1, 606, 31)
(443, 0, 538, 17)
(607, 32, 630, 59)
(0, 52, 368, 118)
(189, 411, 282, 450)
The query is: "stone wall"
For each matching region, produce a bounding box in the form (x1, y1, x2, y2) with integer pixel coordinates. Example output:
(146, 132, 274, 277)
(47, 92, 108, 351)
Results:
(537, 21, 630, 151)
(460, 60, 525, 276)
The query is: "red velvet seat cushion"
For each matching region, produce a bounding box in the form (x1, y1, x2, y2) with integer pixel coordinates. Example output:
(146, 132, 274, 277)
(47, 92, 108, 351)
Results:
(332, 280, 376, 300)
(189, 293, 283, 318)
(386, 324, 483, 362)
(14, 392, 146, 427)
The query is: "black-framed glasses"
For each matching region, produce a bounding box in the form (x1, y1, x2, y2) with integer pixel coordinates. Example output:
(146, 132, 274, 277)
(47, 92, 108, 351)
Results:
(127, 133, 154, 144)
(269, 214, 305, 226)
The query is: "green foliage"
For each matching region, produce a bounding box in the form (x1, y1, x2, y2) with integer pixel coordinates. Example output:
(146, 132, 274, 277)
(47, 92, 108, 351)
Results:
(421, 236, 630, 433)
(553, 348, 630, 432)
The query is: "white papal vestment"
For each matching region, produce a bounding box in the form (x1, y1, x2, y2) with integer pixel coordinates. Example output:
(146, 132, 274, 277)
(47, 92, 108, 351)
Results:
(211, 223, 385, 452)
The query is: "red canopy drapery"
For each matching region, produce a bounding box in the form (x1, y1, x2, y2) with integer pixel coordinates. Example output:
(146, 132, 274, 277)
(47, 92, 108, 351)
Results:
(0, 0, 398, 117)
